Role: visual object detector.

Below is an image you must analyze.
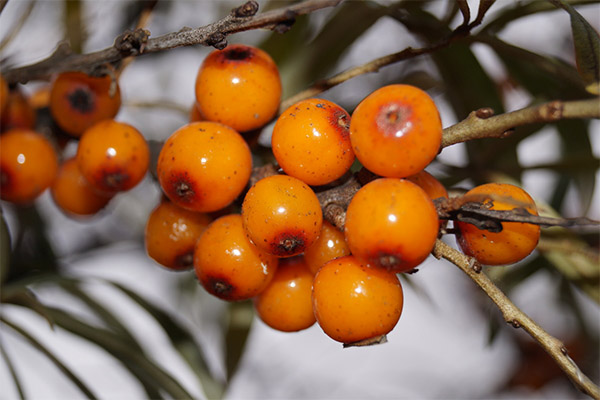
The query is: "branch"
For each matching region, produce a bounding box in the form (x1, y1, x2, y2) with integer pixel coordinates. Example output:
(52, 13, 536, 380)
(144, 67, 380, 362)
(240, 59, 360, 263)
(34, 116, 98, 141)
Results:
(3, 0, 342, 84)
(432, 239, 600, 400)
(441, 97, 600, 148)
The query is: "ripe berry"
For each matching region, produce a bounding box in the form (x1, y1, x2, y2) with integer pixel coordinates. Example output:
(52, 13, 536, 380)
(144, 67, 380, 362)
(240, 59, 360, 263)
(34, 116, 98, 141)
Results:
(76, 119, 149, 194)
(344, 178, 439, 272)
(157, 121, 252, 212)
(189, 102, 203, 122)
(349, 84, 442, 178)
(271, 98, 354, 186)
(51, 157, 114, 217)
(49, 71, 121, 136)
(456, 183, 541, 266)
(405, 170, 448, 201)
(254, 256, 316, 332)
(194, 214, 278, 301)
(0, 74, 8, 115)
(0, 88, 36, 132)
(242, 174, 322, 258)
(312, 255, 404, 345)
(303, 220, 350, 275)
(194, 44, 281, 132)
(0, 129, 58, 204)
(145, 200, 212, 270)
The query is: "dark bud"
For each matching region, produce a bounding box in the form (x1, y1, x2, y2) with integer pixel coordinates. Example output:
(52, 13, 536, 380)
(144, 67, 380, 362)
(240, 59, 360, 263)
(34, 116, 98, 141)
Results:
(233, 1, 259, 18)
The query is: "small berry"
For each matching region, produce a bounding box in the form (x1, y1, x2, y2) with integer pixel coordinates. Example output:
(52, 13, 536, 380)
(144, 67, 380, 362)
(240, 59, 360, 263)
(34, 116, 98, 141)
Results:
(349, 84, 442, 178)
(157, 121, 252, 212)
(303, 220, 350, 275)
(51, 157, 114, 217)
(344, 178, 439, 272)
(189, 102, 203, 122)
(242, 174, 323, 258)
(456, 183, 541, 266)
(76, 120, 149, 194)
(195, 44, 281, 132)
(49, 71, 121, 136)
(272, 98, 354, 186)
(0, 74, 8, 115)
(145, 200, 212, 270)
(312, 255, 404, 345)
(194, 214, 278, 301)
(0, 88, 36, 132)
(254, 256, 316, 332)
(0, 129, 58, 204)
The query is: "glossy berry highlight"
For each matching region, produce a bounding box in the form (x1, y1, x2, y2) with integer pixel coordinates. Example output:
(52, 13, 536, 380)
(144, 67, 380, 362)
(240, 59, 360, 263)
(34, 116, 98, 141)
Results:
(350, 84, 442, 178)
(456, 183, 541, 266)
(194, 214, 278, 301)
(157, 121, 252, 213)
(344, 178, 439, 272)
(272, 98, 354, 186)
(195, 44, 281, 132)
(312, 255, 404, 345)
(242, 174, 322, 258)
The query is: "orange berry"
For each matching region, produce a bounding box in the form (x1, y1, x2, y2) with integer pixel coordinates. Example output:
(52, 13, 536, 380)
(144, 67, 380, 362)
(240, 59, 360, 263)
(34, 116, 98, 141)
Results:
(271, 98, 354, 186)
(49, 71, 121, 136)
(456, 183, 541, 266)
(242, 174, 323, 258)
(145, 200, 212, 270)
(0, 129, 58, 204)
(303, 220, 350, 275)
(344, 178, 438, 272)
(29, 85, 51, 110)
(254, 256, 316, 332)
(189, 102, 203, 122)
(157, 121, 252, 212)
(405, 170, 448, 201)
(194, 214, 278, 301)
(0, 75, 9, 115)
(349, 84, 442, 178)
(194, 44, 281, 132)
(312, 255, 404, 345)
(76, 120, 149, 194)
(51, 157, 113, 216)
(0, 88, 36, 132)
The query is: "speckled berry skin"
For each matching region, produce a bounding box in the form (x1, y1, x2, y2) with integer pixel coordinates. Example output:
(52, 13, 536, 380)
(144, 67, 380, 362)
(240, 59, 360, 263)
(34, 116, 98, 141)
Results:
(194, 44, 281, 132)
(76, 120, 149, 194)
(242, 174, 322, 258)
(350, 84, 442, 178)
(312, 255, 404, 344)
(272, 98, 354, 186)
(194, 214, 278, 301)
(456, 183, 540, 266)
(157, 121, 252, 213)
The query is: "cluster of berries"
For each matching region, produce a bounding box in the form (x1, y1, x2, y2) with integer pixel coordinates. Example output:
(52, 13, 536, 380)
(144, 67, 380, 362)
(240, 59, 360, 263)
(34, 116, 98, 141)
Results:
(0, 43, 541, 346)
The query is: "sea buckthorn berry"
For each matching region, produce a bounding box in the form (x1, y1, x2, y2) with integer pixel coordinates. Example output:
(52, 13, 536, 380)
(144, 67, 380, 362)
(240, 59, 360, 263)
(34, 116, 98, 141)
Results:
(0, 75, 9, 115)
(145, 200, 212, 270)
(271, 98, 354, 186)
(242, 174, 323, 258)
(406, 170, 448, 230)
(312, 255, 404, 345)
(51, 157, 113, 217)
(157, 121, 252, 212)
(456, 183, 541, 266)
(194, 44, 281, 132)
(0, 129, 58, 204)
(345, 178, 438, 273)
(189, 102, 203, 122)
(76, 120, 149, 194)
(303, 220, 350, 275)
(49, 71, 121, 136)
(254, 256, 316, 332)
(194, 214, 278, 301)
(349, 84, 442, 178)
(0, 88, 36, 132)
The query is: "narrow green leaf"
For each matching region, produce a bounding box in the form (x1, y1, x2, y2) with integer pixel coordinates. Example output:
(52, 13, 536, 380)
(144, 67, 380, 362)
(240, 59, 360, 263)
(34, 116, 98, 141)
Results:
(0, 337, 26, 400)
(64, 0, 85, 54)
(551, 0, 600, 93)
(456, 0, 471, 27)
(224, 301, 253, 382)
(1, 317, 97, 399)
(109, 281, 224, 400)
(1, 287, 55, 329)
(42, 306, 194, 399)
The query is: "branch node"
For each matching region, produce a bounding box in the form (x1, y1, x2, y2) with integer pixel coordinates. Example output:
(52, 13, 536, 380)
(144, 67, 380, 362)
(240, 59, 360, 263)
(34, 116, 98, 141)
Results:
(475, 107, 495, 119)
(114, 28, 150, 55)
(510, 320, 521, 329)
(472, 260, 482, 273)
(232, 1, 259, 18)
(273, 10, 297, 34)
(541, 100, 564, 121)
(207, 32, 228, 50)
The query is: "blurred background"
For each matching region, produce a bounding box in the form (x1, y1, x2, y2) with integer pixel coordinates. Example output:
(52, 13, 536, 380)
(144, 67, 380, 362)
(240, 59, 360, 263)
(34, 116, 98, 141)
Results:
(0, 0, 598, 399)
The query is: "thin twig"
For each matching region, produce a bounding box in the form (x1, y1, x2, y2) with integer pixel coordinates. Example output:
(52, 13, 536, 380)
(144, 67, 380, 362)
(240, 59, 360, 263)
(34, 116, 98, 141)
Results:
(441, 97, 600, 148)
(3, 0, 342, 84)
(432, 239, 600, 400)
